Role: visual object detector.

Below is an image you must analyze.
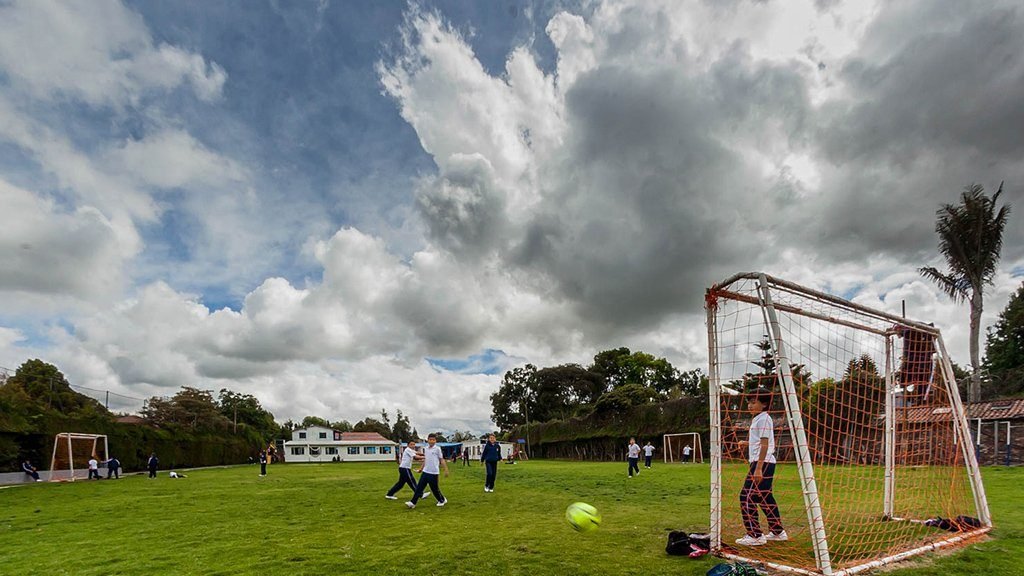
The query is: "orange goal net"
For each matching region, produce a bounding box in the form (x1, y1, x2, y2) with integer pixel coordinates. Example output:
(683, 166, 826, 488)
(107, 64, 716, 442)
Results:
(705, 273, 991, 575)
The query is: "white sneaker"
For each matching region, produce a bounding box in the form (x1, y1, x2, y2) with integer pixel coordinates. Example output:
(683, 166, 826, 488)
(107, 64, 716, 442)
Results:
(436, 500, 447, 507)
(405, 501, 416, 509)
(385, 495, 398, 500)
(735, 535, 767, 546)
(422, 491, 431, 499)
(765, 531, 789, 542)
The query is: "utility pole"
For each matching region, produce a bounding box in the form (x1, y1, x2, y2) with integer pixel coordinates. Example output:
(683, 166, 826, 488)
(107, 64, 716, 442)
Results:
(524, 392, 531, 458)
(105, 391, 109, 410)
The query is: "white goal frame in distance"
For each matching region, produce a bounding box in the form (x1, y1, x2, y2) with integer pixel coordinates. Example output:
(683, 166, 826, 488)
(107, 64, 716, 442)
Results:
(663, 432, 704, 463)
(49, 433, 109, 482)
(706, 272, 991, 576)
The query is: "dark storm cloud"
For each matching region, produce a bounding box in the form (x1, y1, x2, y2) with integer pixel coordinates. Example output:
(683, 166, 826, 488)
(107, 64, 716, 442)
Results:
(803, 2, 1024, 262)
(504, 50, 814, 329)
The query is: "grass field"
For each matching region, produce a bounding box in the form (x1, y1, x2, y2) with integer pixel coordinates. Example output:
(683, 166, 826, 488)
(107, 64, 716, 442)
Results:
(1, 461, 1021, 575)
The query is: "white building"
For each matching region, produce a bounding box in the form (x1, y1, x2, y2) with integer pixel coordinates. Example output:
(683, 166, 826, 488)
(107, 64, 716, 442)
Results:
(284, 427, 397, 463)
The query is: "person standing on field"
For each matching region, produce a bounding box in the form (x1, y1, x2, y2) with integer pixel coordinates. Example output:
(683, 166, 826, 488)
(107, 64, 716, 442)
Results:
(643, 441, 655, 469)
(259, 450, 268, 477)
(105, 456, 121, 479)
(147, 453, 159, 478)
(735, 389, 786, 546)
(386, 440, 428, 500)
(87, 456, 99, 480)
(683, 444, 692, 463)
(627, 437, 641, 478)
(481, 434, 502, 493)
(406, 434, 449, 509)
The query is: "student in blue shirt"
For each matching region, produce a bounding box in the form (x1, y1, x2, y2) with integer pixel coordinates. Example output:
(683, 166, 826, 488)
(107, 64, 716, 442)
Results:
(481, 434, 502, 493)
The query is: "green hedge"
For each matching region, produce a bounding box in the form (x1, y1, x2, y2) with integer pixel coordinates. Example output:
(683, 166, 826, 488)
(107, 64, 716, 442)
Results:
(1, 417, 266, 473)
(508, 397, 709, 461)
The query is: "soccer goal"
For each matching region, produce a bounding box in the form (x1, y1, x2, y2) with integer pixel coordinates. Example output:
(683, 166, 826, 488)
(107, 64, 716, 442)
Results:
(663, 432, 704, 463)
(706, 273, 991, 576)
(49, 433, 108, 482)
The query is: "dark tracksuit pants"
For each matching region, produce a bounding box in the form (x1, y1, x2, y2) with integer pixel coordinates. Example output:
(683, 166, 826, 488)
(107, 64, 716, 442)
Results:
(387, 467, 417, 496)
(484, 460, 498, 489)
(107, 467, 119, 479)
(410, 472, 444, 505)
(149, 466, 157, 478)
(260, 462, 267, 475)
(740, 462, 783, 537)
(628, 457, 640, 476)
(644, 455, 652, 467)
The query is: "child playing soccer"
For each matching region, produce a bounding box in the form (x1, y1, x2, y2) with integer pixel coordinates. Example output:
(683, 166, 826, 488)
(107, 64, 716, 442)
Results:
(386, 440, 429, 500)
(736, 388, 787, 546)
(406, 434, 449, 509)
(643, 441, 655, 469)
(627, 437, 641, 477)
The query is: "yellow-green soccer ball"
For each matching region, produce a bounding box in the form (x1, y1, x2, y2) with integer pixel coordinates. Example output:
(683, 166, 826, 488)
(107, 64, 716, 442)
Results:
(566, 502, 601, 532)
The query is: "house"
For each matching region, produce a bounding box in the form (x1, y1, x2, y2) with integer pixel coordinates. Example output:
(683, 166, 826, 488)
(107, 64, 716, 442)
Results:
(283, 427, 398, 463)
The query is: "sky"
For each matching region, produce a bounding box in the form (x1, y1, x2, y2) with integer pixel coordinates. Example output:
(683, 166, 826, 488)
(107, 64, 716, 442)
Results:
(0, 0, 1022, 434)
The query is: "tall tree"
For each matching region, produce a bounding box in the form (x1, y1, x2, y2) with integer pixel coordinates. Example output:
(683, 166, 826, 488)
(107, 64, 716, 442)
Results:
(300, 416, 332, 429)
(489, 364, 536, 430)
(983, 281, 1024, 398)
(920, 183, 1011, 403)
(390, 410, 414, 442)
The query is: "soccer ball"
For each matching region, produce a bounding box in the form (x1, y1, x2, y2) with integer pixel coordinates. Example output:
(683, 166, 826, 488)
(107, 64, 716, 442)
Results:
(565, 502, 601, 532)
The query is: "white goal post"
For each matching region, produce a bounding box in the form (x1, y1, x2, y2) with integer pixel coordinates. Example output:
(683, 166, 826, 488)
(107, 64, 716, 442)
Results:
(663, 432, 704, 463)
(706, 272, 991, 576)
(49, 433, 109, 482)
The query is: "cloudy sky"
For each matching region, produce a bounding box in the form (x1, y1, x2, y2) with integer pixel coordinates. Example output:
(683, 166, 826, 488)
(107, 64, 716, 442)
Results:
(1, 0, 1021, 433)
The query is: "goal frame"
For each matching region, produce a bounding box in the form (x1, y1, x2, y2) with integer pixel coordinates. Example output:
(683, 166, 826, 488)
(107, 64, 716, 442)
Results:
(706, 272, 991, 576)
(663, 432, 704, 463)
(49, 433, 109, 482)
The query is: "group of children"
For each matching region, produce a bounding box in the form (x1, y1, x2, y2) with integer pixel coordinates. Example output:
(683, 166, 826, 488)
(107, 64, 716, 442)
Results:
(383, 390, 785, 551)
(384, 433, 504, 509)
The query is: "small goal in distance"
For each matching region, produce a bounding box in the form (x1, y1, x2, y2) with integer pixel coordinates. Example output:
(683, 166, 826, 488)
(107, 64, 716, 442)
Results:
(663, 432, 704, 463)
(49, 433, 109, 482)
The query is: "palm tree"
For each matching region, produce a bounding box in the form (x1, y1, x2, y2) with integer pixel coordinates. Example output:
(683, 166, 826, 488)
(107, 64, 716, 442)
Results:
(920, 183, 1011, 403)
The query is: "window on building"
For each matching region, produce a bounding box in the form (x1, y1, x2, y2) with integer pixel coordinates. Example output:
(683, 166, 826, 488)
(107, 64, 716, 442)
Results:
(291, 447, 305, 455)
(319, 432, 327, 439)
(348, 447, 359, 455)
(325, 447, 338, 455)
(381, 446, 392, 454)
(299, 432, 306, 439)
(363, 447, 377, 455)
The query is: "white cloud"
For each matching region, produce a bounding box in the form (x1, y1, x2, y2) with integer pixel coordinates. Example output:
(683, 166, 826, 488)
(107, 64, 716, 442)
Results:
(0, 0, 226, 106)
(0, 178, 133, 307)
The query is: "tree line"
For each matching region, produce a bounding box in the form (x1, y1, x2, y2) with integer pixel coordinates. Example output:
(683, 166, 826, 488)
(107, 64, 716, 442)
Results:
(489, 347, 706, 431)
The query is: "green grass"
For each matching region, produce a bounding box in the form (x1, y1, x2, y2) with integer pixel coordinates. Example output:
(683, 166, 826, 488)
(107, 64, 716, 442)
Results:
(1, 462, 1021, 575)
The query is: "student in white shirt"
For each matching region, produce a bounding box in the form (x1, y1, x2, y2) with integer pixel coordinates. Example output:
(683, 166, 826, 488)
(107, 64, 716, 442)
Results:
(643, 442, 655, 469)
(735, 389, 786, 546)
(87, 457, 99, 480)
(406, 434, 449, 509)
(627, 437, 641, 477)
(386, 440, 429, 500)
(682, 444, 692, 463)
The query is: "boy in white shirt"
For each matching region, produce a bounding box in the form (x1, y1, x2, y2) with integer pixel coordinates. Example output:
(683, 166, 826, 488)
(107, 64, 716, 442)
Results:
(87, 457, 99, 480)
(627, 437, 641, 477)
(406, 434, 449, 509)
(643, 441, 655, 469)
(386, 440, 429, 500)
(736, 389, 787, 546)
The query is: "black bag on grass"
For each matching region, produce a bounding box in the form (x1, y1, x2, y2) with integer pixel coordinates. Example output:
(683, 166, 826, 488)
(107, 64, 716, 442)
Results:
(666, 531, 691, 555)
